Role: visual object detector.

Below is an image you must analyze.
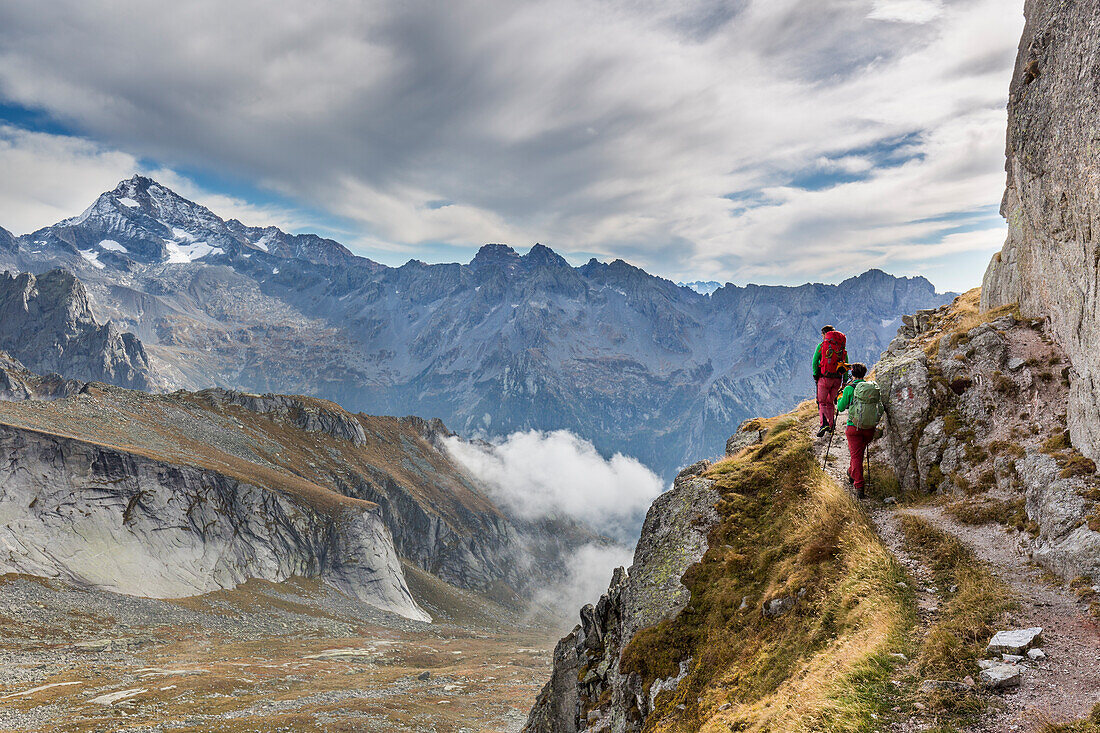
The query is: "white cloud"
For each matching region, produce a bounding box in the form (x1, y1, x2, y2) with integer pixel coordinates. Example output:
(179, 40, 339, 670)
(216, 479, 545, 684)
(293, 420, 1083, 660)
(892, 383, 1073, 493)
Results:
(535, 543, 635, 624)
(0, 126, 313, 236)
(0, 125, 136, 235)
(0, 0, 1023, 288)
(443, 430, 664, 541)
(868, 0, 944, 24)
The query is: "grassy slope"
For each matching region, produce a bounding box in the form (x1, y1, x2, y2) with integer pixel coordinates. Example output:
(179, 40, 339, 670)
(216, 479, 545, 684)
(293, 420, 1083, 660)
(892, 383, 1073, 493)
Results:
(620, 403, 918, 732)
(0, 383, 496, 527)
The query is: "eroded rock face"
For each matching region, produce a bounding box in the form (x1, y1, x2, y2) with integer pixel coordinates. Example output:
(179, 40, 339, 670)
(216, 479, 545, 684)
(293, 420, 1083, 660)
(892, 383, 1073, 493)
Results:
(0, 351, 84, 401)
(0, 269, 156, 391)
(1018, 453, 1100, 580)
(875, 300, 1100, 581)
(981, 0, 1100, 463)
(523, 461, 720, 732)
(0, 426, 429, 621)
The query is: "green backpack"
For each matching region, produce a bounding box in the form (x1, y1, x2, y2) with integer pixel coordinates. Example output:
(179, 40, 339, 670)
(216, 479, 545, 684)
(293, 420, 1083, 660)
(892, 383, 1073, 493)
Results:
(849, 381, 884, 429)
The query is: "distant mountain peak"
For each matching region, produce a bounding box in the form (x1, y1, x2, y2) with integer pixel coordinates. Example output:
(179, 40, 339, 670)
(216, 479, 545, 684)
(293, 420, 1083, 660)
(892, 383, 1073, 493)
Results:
(472, 243, 522, 268)
(523, 243, 570, 269)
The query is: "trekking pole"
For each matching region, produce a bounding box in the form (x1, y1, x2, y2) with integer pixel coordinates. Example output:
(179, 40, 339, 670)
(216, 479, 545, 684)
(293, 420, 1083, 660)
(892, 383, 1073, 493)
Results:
(822, 425, 836, 470)
(864, 449, 870, 499)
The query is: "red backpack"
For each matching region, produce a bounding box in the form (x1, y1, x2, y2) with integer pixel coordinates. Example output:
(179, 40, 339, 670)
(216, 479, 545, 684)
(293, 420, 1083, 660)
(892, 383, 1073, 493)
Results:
(820, 330, 847, 376)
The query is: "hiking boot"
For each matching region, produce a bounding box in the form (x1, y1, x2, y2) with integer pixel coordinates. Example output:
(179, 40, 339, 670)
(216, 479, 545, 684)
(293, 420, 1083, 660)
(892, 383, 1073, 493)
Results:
(825, 424, 836, 434)
(817, 425, 828, 438)
(846, 470, 854, 484)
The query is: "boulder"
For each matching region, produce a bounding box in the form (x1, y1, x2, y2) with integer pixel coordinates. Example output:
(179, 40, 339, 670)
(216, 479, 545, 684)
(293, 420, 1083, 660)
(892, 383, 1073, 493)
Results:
(978, 664, 1022, 690)
(1027, 648, 1047, 661)
(726, 428, 766, 456)
(676, 459, 712, 480)
(762, 595, 796, 619)
(986, 627, 1043, 656)
(876, 348, 933, 492)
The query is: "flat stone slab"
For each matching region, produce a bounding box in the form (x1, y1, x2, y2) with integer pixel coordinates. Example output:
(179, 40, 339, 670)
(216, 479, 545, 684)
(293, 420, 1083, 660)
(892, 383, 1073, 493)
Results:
(978, 664, 1022, 690)
(986, 627, 1043, 655)
(91, 688, 147, 705)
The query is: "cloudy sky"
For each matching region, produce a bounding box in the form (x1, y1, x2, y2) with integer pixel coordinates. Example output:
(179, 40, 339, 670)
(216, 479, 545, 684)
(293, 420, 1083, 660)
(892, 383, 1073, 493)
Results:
(0, 0, 1022, 291)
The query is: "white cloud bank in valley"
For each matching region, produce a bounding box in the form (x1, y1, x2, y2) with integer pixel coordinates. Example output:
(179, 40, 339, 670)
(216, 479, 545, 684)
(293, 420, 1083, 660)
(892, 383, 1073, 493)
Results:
(444, 430, 664, 619)
(443, 430, 664, 542)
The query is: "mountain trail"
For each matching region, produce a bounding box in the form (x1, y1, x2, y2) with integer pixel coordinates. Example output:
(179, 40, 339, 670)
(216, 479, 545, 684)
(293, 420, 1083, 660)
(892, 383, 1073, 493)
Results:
(899, 504, 1100, 730)
(812, 426, 1100, 731)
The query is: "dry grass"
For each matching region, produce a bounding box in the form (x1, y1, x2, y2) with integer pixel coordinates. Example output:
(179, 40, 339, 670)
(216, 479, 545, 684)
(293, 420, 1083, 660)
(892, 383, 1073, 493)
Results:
(619, 406, 917, 733)
(899, 515, 1014, 681)
(944, 496, 1028, 531)
(919, 289, 1022, 359)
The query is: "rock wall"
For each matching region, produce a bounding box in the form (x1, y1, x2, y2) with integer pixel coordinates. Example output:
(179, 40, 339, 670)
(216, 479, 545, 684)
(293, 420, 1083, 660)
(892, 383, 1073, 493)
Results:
(0, 269, 156, 390)
(876, 298, 1100, 582)
(523, 459, 721, 732)
(981, 0, 1100, 462)
(0, 425, 429, 621)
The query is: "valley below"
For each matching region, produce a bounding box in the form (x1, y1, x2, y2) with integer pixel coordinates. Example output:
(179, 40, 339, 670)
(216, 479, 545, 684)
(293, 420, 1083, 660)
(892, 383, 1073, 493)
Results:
(0, 572, 558, 733)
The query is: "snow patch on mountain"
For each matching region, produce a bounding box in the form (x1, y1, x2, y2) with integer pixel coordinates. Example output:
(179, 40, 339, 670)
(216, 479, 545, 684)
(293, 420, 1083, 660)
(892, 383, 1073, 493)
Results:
(78, 250, 105, 269)
(679, 280, 723, 296)
(98, 240, 126, 252)
(116, 197, 139, 208)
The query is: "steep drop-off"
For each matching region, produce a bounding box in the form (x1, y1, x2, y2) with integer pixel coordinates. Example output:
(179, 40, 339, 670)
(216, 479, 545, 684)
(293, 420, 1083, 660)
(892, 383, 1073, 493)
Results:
(0, 360, 593, 617)
(525, 409, 914, 732)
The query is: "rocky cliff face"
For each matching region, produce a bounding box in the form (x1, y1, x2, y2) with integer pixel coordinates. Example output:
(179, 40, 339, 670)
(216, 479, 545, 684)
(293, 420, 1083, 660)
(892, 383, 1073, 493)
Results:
(0, 351, 83, 401)
(981, 0, 1100, 463)
(0, 269, 155, 390)
(524, 459, 721, 732)
(0, 362, 593, 615)
(1, 177, 954, 478)
(524, 408, 911, 731)
(876, 292, 1100, 582)
(0, 424, 427, 621)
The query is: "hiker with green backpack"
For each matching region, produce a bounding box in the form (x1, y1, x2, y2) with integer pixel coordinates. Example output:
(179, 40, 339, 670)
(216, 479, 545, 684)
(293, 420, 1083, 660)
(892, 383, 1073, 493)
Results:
(835, 362, 884, 499)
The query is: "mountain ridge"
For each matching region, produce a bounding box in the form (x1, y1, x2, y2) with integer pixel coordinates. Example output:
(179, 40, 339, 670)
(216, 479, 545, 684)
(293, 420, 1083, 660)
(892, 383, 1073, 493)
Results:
(0, 177, 956, 477)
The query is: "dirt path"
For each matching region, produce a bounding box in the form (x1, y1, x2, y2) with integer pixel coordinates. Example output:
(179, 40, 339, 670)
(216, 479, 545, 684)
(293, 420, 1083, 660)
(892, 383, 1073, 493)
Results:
(812, 428, 1100, 731)
(902, 505, 1100, 730)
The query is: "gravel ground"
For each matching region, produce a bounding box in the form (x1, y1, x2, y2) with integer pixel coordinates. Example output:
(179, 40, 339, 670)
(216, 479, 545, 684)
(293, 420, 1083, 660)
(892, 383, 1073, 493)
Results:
(814, 426, 1100, 732)
(902, 505, 1100, 730)
(0, 574, 554, 732)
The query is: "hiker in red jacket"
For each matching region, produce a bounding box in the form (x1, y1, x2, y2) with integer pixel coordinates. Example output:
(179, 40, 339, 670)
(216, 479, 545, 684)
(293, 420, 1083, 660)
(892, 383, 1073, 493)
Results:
(812, 325, 848, 437)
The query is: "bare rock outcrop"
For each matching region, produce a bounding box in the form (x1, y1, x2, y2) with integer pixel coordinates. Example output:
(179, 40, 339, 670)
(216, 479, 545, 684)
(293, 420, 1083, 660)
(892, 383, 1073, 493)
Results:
(981, 0, 1100, 462)
(875, 296, 1100, 582)
(0, 269, 156, 390)
(523, 459, 720, 732)
(0, 425, 429, 621)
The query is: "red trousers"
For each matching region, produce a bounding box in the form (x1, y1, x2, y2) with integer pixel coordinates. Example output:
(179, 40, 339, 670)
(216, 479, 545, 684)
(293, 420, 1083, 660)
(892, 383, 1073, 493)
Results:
(816, 376, 842, 427)
(846, 425, 876, 491)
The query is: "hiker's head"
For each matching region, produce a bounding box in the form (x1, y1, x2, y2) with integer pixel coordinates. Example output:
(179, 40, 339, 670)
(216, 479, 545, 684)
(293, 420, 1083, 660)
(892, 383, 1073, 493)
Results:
(850, 363, 868, 378)
(821, 325, 835, 335)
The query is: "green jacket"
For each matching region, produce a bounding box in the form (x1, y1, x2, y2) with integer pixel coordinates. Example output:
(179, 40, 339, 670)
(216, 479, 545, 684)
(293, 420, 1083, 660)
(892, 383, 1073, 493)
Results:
(836, 378, 861, 426)
(812, 342, 849, 379)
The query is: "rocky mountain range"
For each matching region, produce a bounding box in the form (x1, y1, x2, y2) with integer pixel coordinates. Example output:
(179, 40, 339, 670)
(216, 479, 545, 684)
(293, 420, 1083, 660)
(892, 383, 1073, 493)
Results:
(0, 176, 954, 478)
(0, 353, 599, 621)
